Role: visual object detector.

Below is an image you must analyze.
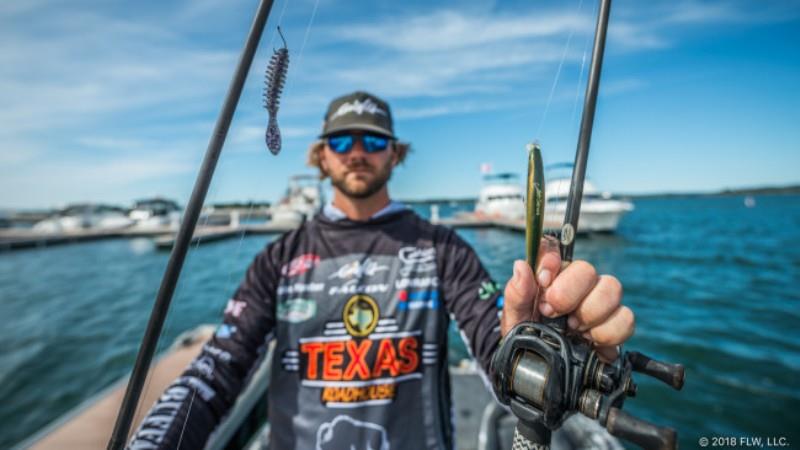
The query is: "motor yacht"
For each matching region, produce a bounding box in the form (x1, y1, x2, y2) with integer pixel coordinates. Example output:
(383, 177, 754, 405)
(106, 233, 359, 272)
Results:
(32, 204, 134, 233)
(270, 175, 323, 223)
(474, 173, 526, 220)
(128, 198, 181, 230)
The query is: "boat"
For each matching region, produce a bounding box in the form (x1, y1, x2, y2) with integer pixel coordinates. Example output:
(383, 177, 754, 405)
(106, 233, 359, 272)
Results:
(269, 174, 323, 223)
(474, 173, 526, 220)
(17, 325, 622, 450)
(128, 198, 182, 230)
(32, 204, 134, 233)
(544, 164, 634, 233)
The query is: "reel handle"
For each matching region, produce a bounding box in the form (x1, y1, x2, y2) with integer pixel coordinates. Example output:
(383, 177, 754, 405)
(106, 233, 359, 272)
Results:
(606, 407, 677, 450)
(628, 351, 685, 390)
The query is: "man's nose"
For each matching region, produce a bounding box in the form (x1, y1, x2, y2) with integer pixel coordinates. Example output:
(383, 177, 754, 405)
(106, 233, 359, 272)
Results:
(349, 136, 367, 155)
(344, 136, 368, 160)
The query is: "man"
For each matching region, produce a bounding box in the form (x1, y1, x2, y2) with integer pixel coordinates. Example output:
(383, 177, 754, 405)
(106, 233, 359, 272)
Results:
(129, 91, 632, 449)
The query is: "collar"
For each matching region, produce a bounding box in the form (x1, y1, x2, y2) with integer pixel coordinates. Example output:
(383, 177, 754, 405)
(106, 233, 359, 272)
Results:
(322, 200, 407, 221)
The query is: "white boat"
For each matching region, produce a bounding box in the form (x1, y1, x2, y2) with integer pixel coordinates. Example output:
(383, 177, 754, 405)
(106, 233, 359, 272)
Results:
(544, 171, 634, 233)
(474, 173, 526, 220)
(473, 168, 633, 233)
(128, 198, 181, 230)
(32, 204, 134, 233)
(270, 175, 323, 223)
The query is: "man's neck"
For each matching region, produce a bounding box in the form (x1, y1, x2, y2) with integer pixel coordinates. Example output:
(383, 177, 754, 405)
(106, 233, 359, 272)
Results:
(331, 187, 391, 221)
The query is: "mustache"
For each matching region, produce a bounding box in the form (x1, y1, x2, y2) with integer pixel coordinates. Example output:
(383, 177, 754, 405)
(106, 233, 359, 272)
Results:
(346, 161, 374, 171)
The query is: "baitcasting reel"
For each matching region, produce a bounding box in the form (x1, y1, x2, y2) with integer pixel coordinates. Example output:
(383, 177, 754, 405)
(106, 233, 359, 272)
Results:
(491, 321, 685, 449)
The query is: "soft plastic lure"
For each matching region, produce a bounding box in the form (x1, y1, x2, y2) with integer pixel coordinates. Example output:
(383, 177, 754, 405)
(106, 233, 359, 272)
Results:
(264, 27, 289, 155)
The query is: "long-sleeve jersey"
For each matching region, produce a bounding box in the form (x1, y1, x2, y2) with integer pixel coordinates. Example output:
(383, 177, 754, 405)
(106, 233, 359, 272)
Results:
(129, 209, 503, 449)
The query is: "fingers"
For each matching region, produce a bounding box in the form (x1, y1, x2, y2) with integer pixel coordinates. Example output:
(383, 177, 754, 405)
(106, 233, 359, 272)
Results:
(566, 275, 622, 331)
(595, 345, 620, 363)
(535, 235, 561, 288)
(501, 260, 536, 336)
(582, 306, 635, 347)
(540, 260, 598, 318)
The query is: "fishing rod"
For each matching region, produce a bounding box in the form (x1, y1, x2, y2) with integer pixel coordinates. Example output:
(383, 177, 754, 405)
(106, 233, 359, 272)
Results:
(106, 1, 276, 448)
(491, 1, 686, 449)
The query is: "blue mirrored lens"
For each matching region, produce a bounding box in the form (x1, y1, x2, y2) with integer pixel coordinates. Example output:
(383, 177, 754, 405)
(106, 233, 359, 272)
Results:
(363, 134, 389, 153)
(327, 135, 353, 153)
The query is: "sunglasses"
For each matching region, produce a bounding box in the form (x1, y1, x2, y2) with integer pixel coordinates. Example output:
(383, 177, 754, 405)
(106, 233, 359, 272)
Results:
(326, 133, 392, 154)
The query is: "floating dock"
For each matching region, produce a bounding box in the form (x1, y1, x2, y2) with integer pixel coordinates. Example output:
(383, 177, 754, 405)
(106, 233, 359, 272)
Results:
(0, 215, 573, 253)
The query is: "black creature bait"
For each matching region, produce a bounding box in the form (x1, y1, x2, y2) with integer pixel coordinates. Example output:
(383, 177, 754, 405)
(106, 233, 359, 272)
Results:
(264, 27, 289, 155)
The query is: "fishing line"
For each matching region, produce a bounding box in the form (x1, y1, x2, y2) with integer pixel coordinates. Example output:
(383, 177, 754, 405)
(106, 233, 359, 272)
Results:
(282, 0, 320, 99)
(176, 383, 198, 449)
(130, 193, 217, 432)
(534, 0, 584, 139)
(569, 0, 597, 128)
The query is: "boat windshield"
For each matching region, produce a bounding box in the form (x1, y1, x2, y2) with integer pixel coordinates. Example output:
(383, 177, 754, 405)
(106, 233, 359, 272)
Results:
(548, 193, 608, 202)
(487, 194, 523, 201)
(482, 173, 520, 184)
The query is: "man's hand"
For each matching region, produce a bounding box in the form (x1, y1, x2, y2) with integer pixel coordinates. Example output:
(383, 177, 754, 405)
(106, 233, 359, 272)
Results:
(501, 238, 634, 362)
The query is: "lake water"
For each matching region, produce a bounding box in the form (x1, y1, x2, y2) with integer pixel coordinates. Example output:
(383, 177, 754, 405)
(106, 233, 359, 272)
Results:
(1, 196, 799, 449)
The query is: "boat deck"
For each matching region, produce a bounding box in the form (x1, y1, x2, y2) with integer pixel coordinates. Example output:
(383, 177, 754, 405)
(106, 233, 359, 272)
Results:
(20, 327, 215, 450)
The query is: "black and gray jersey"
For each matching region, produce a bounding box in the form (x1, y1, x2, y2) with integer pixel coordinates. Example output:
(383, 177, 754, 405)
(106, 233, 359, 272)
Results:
(128, 209, 503, 450)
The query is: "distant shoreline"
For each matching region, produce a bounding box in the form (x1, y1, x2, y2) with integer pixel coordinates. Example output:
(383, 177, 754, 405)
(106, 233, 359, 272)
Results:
(400, 184, 800, 204)
(3, 184, 799, 213)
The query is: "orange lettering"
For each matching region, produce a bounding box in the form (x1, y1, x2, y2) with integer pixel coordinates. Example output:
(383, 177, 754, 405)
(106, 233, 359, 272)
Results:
(398, 337, 420, 373)
(300, 342, 324, 379)
(343, 340, 372, 380)
(373, 339, 399, 377)
(323, 341, 345, 380)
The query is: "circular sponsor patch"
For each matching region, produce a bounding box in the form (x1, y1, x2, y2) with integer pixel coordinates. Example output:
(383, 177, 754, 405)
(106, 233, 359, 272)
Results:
(342, 294, 379, 337)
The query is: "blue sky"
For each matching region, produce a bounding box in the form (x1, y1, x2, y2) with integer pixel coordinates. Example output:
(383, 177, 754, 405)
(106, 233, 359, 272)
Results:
(1, 0, 798, 209)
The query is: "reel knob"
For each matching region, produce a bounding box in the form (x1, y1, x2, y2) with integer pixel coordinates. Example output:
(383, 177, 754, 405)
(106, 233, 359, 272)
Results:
(628, 351, 685, 390)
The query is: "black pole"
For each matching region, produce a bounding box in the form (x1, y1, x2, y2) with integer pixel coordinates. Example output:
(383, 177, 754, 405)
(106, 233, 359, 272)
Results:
(106, 0, 275, 448)
(561, 0, 611, 263)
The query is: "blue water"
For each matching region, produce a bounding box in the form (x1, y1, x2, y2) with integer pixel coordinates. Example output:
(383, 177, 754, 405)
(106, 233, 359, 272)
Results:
(1, 196, 799, 449)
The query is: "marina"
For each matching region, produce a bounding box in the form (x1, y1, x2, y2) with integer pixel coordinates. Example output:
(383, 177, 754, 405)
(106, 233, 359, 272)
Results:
(0, 212, 595, 252)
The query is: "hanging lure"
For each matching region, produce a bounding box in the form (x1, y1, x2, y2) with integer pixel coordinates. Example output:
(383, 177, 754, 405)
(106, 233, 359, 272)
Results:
(263, 27, 289, 155)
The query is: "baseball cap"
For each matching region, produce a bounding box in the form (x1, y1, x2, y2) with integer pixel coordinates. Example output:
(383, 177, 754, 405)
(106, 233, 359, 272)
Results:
(319, 91, 395, 139)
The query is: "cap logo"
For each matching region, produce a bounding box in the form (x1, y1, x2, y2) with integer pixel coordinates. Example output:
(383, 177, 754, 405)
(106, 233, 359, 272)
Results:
(330, 98, 388, 121)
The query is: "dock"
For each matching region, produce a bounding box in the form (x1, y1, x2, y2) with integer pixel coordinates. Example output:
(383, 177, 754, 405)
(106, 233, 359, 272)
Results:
(0, 215, 573, 253)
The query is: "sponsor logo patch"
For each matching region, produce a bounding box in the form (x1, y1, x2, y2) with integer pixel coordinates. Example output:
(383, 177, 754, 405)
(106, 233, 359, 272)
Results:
(329, 258, 389, 280)
(293, 298, 423, 407)
(204, 345, 232, 363)
(343, 294, 379, 337)
(397, 289, 439, 310)
(216, 324, 237, 339)
(316, 415, 389, 450)
(224, 299, 247, 318)
(395, 276, 438, 289)
(129, 385, 190, 448)
(191, 355, 215, 380)
(277, 298, 317, 323)
(281, 254, 321, 277)
(277, 282, 325, 295)
(478, 281, 500, 300)
(329, 279, 389, 296)
(398, 246, 436, 276)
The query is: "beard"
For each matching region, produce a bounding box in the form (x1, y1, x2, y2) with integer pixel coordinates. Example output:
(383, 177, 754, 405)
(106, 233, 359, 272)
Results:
(329, 156, 393, 199)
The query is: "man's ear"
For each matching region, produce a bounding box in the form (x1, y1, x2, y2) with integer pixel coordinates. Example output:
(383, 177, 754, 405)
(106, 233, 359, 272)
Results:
(390, 145, 399, 167)
(318, 148, 330, 176)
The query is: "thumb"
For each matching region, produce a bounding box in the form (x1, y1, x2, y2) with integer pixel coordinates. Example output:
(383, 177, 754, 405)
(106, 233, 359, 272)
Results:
(501, 260, 538, 336)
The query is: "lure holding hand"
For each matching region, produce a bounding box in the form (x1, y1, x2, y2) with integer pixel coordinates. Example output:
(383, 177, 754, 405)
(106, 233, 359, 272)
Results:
(264, 27, 289, 155)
